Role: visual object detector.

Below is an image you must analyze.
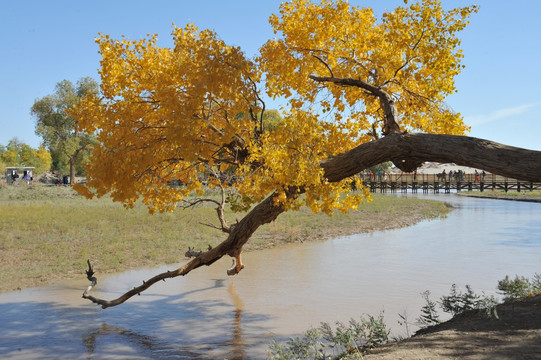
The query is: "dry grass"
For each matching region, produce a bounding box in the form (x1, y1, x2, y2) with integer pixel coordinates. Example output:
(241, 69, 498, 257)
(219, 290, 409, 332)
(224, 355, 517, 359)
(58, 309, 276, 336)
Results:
(0, 184, 452, 292)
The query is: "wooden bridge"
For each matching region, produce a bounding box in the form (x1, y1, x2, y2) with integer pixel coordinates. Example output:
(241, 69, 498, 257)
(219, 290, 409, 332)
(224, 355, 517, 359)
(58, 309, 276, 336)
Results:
(362, 173, 541, 194)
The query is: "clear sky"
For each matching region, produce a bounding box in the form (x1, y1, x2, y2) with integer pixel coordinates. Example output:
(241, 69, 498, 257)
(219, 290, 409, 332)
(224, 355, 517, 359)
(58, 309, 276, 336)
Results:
(1, 0, 540, 151)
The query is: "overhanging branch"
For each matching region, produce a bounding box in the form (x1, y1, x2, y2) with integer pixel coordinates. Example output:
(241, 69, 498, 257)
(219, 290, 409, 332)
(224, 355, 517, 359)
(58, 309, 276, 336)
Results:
(321, 133, 541, 182)
(82, 190, 291, 308)
(82, 132, 541, 308)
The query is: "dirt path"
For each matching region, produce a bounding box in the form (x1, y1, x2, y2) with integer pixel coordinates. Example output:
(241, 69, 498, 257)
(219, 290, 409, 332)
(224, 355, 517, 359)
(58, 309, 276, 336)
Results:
(364, 295, 541, 360)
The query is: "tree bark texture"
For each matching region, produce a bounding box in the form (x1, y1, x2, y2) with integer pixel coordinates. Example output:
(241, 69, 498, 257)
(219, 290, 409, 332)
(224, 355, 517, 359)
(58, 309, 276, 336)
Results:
(83, 132, 541, 307)
(322, 133, 541, 182)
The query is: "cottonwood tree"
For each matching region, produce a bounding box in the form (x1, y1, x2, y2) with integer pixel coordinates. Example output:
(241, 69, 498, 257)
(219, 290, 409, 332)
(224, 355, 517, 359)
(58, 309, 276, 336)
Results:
(72, 0, 541, 308)
(32, 77, 99, 183)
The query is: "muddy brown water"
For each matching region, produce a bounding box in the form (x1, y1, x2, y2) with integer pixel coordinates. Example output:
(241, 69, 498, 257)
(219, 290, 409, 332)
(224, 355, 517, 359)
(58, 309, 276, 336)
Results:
(0, 194, 540, 359)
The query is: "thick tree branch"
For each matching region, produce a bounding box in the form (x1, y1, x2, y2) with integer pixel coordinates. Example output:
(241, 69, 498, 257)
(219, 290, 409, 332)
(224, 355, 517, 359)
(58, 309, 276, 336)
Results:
(321, 133, 541, 182)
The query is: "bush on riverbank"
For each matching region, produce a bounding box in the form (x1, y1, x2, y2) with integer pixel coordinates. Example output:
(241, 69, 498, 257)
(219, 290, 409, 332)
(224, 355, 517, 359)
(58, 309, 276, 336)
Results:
(269, 313, 390, 359)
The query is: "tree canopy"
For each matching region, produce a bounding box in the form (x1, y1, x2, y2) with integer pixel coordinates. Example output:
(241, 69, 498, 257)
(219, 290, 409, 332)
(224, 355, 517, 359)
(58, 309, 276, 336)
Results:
(32, 77, 99, 183)
(0, 138, 51, 175)
(71, 0, 541, 308)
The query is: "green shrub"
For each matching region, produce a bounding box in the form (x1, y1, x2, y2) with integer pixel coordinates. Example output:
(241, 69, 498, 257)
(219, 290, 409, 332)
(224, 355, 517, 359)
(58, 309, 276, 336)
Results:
(440, 284, 480, 316)
(533, 273, 541, 294)
(498, 273, 541, 301)
(439, 284, 498, 319)
(417, 290, 440, 327)
(268, 313, 390, 360)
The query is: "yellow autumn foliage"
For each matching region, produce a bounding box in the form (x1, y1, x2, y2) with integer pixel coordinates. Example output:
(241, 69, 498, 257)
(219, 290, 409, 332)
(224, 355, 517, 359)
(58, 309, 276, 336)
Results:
(260, 0, 476, 135)
(71, 0, 476, 215)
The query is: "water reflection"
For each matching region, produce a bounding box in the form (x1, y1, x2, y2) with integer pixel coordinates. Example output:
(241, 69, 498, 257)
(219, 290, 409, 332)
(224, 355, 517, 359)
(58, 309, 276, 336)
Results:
(228, 283, 246, 359)
(82, 323, 164, 357)
(0, 272, 271, 359)
(0, 195, 540, 359)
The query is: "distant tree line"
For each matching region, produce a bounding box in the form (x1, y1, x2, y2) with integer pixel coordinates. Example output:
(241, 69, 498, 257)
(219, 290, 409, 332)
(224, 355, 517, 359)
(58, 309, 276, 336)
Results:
(0, 138, 51, 175)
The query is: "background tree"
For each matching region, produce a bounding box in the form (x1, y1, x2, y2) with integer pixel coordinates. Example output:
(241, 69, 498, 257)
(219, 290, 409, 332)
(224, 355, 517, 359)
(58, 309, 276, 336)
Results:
(0, 138, 52, 175)
(369, 162, 393, 176)
(31, 77, 98, 183)
(71, 0, 541, 308)
(0, 140, 18, 166)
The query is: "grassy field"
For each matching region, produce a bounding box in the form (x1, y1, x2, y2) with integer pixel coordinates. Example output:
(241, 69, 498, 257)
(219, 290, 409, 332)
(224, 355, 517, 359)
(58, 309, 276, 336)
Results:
(0, 184, 452, 293)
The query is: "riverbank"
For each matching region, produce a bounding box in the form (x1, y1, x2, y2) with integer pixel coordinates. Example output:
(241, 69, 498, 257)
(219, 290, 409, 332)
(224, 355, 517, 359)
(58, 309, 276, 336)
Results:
(457, 190, 541, 202)
(363, 294, 541, 360)
(0, 185, 452, 293)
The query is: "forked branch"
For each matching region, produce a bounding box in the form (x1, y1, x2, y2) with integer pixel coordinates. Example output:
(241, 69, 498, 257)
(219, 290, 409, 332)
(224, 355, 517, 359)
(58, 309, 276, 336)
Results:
(180, 169, 231, 233)
(309, 75, 401, 135)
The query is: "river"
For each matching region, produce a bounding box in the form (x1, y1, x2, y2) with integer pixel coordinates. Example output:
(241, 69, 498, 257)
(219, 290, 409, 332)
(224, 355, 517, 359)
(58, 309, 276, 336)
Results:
(0, 194, 540, 359)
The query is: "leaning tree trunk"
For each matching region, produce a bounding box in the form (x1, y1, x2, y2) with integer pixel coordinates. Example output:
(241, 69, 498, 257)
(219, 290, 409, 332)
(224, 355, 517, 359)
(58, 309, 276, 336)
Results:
(83, 132, 541, 308)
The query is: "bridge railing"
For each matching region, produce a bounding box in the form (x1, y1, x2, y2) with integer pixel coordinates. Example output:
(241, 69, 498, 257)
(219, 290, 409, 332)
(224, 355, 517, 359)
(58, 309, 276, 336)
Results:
(357, 172, 541, 194)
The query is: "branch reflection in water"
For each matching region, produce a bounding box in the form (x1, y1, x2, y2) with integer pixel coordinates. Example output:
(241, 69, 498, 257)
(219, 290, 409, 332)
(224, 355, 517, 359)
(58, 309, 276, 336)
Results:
(228, 282, 247, 359)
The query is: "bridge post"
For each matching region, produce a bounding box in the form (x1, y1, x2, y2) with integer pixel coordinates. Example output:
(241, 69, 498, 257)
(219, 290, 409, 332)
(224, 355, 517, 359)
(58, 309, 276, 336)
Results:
(480, 182, 484, 192)
(517, 182, 521, 192)
(412, 182, 418, 193)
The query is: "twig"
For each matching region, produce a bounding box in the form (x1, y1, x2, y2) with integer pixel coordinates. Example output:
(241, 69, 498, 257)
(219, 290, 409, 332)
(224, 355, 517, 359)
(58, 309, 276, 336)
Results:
(184, 247, 202, 258)
(83, 259, 97, 298)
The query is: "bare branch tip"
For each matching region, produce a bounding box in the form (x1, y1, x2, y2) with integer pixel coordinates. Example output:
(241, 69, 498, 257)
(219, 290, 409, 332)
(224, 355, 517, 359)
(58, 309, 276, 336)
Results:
(86, 259, 95, 280)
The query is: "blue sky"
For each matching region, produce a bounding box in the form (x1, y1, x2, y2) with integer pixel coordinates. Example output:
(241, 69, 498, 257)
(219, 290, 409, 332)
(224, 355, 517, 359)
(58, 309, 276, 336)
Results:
(1, 0, 540, 151)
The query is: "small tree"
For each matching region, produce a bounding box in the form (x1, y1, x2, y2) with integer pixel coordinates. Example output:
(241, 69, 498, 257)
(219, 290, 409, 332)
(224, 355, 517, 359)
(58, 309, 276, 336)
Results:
(497, 274, 541, 302)
(31, 77, 98, 183)
(417, 290, 440, 327)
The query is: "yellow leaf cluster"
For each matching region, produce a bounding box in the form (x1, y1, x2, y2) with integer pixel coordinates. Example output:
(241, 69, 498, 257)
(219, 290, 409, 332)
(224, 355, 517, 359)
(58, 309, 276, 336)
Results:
(72, 24, 264, 212)
(259, 0, 477, 135)
(234, 109, 369, 213)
